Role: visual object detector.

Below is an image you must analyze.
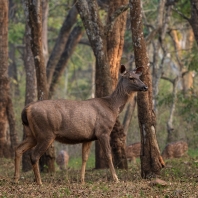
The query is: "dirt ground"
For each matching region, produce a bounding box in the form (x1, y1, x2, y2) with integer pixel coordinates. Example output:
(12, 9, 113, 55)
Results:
(1, 156, 198, 197)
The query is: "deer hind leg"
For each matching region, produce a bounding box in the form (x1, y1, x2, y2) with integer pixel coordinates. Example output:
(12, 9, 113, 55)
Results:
(14, 136, 36, 183)
(30, 138, 54, 185)
(80, 141, 92, 184)
(97, 134, 119, 182)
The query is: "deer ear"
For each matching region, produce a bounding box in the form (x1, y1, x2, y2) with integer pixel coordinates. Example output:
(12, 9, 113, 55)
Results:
(120, 65, 127, 75)
(134, 66, 144, 76)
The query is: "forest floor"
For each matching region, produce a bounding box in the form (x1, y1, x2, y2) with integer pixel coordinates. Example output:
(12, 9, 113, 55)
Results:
(1, 154, 198, 198)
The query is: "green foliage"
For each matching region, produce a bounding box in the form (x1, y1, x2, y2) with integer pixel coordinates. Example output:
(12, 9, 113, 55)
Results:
(177, 92, 198, 126)
(68, 154, 95, 169)
(173, 0, 191, 20)
(189, 44, 198, 71)
(158, 79, 173, 106)
(8, 22, 25, 44)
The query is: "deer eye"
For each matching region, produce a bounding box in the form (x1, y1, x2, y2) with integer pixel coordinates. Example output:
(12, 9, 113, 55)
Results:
(130, 78, 136, 83)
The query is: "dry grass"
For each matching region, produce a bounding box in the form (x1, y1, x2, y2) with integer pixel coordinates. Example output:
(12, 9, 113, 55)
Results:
(1, 155, 198, 197)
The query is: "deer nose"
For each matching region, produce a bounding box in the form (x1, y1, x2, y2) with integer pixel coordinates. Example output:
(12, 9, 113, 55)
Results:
(142, 86, 148, 91)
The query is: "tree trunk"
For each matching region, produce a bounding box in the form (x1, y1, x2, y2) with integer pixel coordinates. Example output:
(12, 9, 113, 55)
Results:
(22, 23, 37, 172)
(189, 0, 198, 45)
(46, 3, 78, 87)
(0, 0, 17, 158)
(8, 44, 20, 96)
(41, 0, 49, 65)
(76, 0, 111, 169)
(76, 0, 129, 169)
(122, 94, 137, 135)
(166, 77, 179, 143)
(129, 0, 165, 178)
(107, 0, 128, 169)
(152, 2, 172, 112)
(24, 0, 55, 173)
(49, 25, 83, 97)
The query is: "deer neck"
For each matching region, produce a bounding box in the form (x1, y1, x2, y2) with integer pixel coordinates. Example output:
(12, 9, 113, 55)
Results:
(109, 79, 132, 114)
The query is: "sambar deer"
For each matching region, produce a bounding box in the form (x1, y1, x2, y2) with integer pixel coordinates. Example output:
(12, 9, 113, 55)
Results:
(14, 65, 148, 185)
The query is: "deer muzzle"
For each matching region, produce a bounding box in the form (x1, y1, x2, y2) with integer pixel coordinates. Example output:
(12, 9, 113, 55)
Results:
(141, 86, 148, 92)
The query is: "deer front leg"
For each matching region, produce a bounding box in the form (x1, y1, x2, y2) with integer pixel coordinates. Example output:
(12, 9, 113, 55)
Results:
(80, 141, 92, 184)
(97, 134, 119, 182)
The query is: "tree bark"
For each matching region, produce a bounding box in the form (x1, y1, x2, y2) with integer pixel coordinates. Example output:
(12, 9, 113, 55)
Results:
(23, 0, 55, 173)
(129, 0, 165, 178)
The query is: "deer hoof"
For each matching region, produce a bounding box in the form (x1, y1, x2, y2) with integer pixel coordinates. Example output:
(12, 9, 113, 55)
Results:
(113, 176, 119, 183)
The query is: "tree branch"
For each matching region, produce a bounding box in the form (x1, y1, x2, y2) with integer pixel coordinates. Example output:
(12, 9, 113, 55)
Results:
(106, 4, 129, 33)
(172, 7, 190, 21)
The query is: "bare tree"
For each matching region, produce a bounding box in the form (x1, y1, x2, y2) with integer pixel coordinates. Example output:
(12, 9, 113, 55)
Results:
(129, 0, 165, 178)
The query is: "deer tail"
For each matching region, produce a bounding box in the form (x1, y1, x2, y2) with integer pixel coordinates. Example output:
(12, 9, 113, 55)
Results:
(21, 107, 29, 126)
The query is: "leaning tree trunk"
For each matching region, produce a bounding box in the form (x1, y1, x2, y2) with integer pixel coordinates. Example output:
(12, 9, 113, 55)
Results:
(23, 0, 55, 173)
(0, 0, 17, 158)
(46, 3, 78, 88)
(49, 25, 83, 97)
(22, 22, 37, 172)
(129, 0, 165, 178)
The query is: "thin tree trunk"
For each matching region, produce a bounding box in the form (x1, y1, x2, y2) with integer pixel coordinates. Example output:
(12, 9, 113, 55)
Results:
(130, 0, 164, 178)
(49, 25, 83, 97)
(0, 0, 17, 158)
(152, 2, 172, 112)
(41, 0, 49, 65)
(8, 44, 20, 96)
(189, 0, 198, 45)
(166, 77, 179, 143)
(22, 23, 37, 172)
(47, 3, 78, 87)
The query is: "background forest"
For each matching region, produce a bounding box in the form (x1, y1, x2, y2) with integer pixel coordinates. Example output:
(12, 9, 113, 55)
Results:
(6, 0, 198, 155)
(1, 0, 198, 196)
